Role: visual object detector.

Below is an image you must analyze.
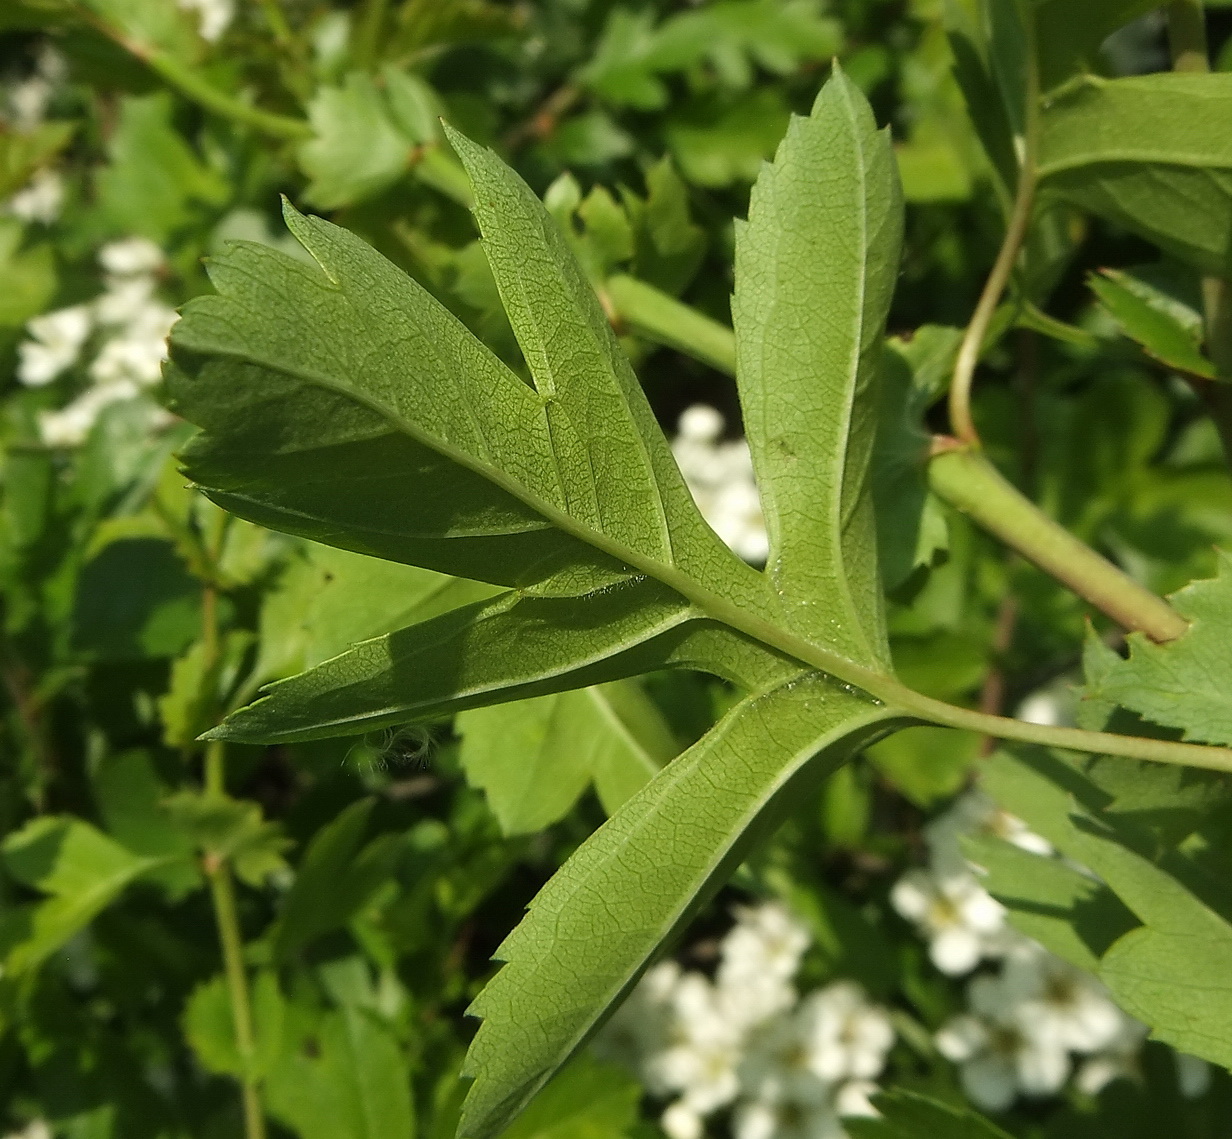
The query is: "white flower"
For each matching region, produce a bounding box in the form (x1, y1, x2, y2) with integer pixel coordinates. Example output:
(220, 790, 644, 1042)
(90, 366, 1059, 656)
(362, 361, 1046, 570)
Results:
(797, 981, 894, 1084)
(95, 274, 160, 326)
(17, 305, 93, 386)
(924, 789, 1052, 881)
(890, 867, 1006, 976)
(651, 972, 745, 1113)
(834, 1079, 879, 1118)
(98, 237, 165, 277)
(662, 1100, 704, 1139)
(716, 902, 809, 1028)
(37, 380, 139, 447)
(739, 1010, 832, 1109)
(672, 405, 768, 564)
(936, 972, 1070, 1111)
(999, 946, 1123, 1055)
(1075, 1016, 1148, 1095)
(1175, 1052, 1211, 1099)
(732, 1097, 845, 1139)
(595, 960, 681, 1075)
(7, 76, 53, 130)
(6, 168, 63, 224)
(178, 0, 234, 41)
(89, 321, 177, 388)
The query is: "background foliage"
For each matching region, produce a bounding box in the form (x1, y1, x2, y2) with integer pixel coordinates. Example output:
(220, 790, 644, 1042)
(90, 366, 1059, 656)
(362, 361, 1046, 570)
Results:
(4, 1, 1232, 1138)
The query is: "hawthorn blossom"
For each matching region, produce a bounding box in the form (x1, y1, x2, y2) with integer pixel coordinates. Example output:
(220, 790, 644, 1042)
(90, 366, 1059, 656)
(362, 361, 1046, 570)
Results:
(1075, 1015, 1149, 1095)
(715, 901, 809, 1026)
(924, 789, 1052, 881)
(672, 405, 769, 564)
(1000, 946, 1123, 1054)
(732, 1097, 845, 1139)
(18, 305, 93, 386)
(936, 971, 1071, 1111)
(797, 982, 894, 1084)
(6, 168, 63, 224)
(890, 867, 1007, 976)
(178, 0, 235, 41)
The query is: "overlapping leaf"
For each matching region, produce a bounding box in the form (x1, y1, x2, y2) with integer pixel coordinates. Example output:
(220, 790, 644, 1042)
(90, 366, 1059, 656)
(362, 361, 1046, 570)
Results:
(1039, 74, 1232, 274)
(167, 67, 908, 1138)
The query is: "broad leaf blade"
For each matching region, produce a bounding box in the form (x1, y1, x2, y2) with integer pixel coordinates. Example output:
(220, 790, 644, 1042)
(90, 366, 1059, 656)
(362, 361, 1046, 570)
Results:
(458, 675, 899, 1138)
(1039, 74, 1232, 274)
(1089, 269, 1215, 379)
(1088, 552, 1232, 746)
(168, 209, 626, 590)
(444, 124, 764, 613)
(458, 679, 676, 834)
(732, 66, 903, 666)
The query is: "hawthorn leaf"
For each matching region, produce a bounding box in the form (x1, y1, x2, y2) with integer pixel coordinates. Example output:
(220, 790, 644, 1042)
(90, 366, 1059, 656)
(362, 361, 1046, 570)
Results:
(183, 970, 285, 1080)
(266, 1003, 415, 1139)
(872, 327, 960, 590)
(961, 832, 1136, 973)
(1089, 268, 1214, 379)
(498, 1053, 640, 1139)
(458, 678, 676, 834)
(270, 799, 404, 964)
(1039, 74, 1232, 274)
(732, 64, 903, 665)
(1, 816, 169, 974)
(846, 1088, 1012, 1139)
(458, 675, 900, 1138)
(1087, 552, 1232, 746)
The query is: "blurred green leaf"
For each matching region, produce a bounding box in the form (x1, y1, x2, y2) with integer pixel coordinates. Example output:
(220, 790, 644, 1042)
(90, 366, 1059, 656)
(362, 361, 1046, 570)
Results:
(668, 87, 790, 185)
(0, 218, 56, 328)
(458, 678, 676, 834)
(1090, 269, 1214, 379)
(847, 1088, 1013, 1139)
(162, 792, 290, 886)
(266, 1002, 415, 1139)
(1087, 552, 1232, 746)
(95, 92, 227, 242)
(270, 798, 404, 964)
(183, 971, 285, 1079)
(1, 816, 165, 973)
(499, 1053, 640, 1139)
(0, 120, 72, 199)
(1039, 74, 1232, 274)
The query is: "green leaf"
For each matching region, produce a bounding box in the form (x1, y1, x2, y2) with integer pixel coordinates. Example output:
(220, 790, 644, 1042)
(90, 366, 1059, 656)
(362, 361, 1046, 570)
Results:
(266, 1003, 415, 1139)
(1087, 552, 1232, 746)
(0, 218, 56, 328)
(299, 72, 417, 210)
(623, 157, 706, 295)
(846, 1088, 1013, 1139)
(1089, 269, 1214, 379)
(70, 537, 202, 661)
(0, 121, 73, 199)
(458, 679, 676, 834)
(162, 792, 290, 886)
(95, 92, 227, 243)
(1032, 0, 1161, 90)
(732, 64, 903, 665)
(1039, 74, 1232, 274)
(667, 88, 791, 186)
(183, 971, 285, 1080)
(498, 1053, 640, 1139)
(270, 799, 404, 964)
(872, 326, 961, 590)
(961, 832, 1136, 973)
(1, 816, 164, 974)
(458, 675, 897, 1138)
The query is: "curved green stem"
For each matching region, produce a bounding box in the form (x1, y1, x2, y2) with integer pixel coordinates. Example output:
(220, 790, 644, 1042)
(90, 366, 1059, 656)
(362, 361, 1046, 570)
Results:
(206, 858, 267, 1139)
(948, 19, 1040, 447)
(928, 447, 1188, 642)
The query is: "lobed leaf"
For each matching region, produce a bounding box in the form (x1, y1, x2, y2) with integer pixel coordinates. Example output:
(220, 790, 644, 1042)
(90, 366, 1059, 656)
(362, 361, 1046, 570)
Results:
(1039, 74, 1232, 274)
(458, 679, 677, 834)
(732, 64, 903, 667)
(458, 674, 899, 1138)
(1087, 552, 1232, 746)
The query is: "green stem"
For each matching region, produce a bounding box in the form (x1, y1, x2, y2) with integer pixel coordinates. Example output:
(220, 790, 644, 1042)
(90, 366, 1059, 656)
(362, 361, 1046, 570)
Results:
(607, 275, 739, 375)
(947, 15, 1040, 447)
(206, 859, 267, 1139)
(606, 272, 1188, 644)
(928, 447, 1188, 642)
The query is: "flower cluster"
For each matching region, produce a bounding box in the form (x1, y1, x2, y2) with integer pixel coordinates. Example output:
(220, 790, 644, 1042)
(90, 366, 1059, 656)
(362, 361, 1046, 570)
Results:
(672, 405, 769, 564)
(3, 45, 68, 225)
(597, 902, 895, 1139)
(17, 237, 179, 446)
(892, 788, 1209, 1111)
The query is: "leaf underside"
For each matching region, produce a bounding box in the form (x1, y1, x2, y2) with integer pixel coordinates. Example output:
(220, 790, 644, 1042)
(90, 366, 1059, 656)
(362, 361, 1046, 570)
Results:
(166, 65, 907, 1139)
